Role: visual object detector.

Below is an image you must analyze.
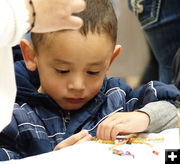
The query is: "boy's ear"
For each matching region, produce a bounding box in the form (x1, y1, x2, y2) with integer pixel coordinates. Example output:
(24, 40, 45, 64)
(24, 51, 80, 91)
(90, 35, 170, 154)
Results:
(107, 45, 121, 72)
(20, 39, 37, 71)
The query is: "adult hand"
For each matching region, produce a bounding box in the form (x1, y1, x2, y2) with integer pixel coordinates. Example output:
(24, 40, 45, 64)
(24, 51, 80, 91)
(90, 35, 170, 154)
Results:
(27, 0, 86, 33)
(96, 111, 150, 141)
(54, 130, 92, 151)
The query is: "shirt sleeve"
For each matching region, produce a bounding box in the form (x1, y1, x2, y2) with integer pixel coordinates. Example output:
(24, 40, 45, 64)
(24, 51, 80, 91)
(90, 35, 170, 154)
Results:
(0, 0, 29, 47)
(0, 0, 30, 131)
(0, 110, 23, 161)
(137, 101, 178, 133)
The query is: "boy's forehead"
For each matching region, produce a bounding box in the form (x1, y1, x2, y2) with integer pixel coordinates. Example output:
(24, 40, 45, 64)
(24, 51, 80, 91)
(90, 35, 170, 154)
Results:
(48, 30, 114, 49)
(39, 31, 114, 63)
(36, 30, 115, 63)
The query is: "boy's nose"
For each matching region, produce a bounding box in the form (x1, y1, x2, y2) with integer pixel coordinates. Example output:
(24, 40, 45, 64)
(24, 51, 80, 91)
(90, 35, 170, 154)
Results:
(68, 76, 85, 91)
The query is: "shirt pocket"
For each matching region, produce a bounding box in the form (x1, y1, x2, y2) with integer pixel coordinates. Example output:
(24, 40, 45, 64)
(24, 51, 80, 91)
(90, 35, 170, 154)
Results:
(128, 0, 161, 28)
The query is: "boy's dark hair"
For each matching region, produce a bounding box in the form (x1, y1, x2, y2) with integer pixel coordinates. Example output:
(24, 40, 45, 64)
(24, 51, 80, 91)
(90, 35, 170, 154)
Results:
(31, 0, 117, 52)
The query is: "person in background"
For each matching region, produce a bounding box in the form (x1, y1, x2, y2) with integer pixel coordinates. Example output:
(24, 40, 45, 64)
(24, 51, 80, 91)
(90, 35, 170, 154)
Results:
(0, 0, 85, 131)
(172, 47, 180, 90)
(0, 0, 179, 161)
(128, 0, 180, 84)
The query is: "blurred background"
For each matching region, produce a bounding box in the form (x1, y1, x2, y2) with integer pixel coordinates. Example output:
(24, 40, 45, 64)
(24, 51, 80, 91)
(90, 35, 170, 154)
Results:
(108, 0, 151, 88)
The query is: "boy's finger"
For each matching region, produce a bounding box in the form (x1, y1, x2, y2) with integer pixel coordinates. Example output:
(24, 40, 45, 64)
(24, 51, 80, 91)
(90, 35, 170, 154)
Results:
(96, 122, 109, 140)
(75, 134, 92, 144)
(54, 130, 89, 150)
(111, 124, 131, 141)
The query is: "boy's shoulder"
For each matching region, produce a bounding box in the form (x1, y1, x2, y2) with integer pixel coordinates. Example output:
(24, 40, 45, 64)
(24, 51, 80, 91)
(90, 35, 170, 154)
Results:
(15, 60, 40, 98)
(103, 77, 132, 94)
(13, 103, 42, 124)
(15, 60, 39, 85)
(14, 60, 28, 75)
(12, 103, 62, 136)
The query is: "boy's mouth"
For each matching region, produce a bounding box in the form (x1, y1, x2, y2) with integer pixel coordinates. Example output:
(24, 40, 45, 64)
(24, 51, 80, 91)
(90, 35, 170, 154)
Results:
(65, 98, 85, 104)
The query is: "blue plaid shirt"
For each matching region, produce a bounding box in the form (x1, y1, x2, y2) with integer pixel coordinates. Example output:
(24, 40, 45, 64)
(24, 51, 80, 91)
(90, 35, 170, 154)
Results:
(0, 61, 179, 161)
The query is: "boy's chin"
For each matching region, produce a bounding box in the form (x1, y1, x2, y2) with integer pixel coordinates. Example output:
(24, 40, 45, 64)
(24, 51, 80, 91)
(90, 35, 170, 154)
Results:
(60, 104, 85, 111)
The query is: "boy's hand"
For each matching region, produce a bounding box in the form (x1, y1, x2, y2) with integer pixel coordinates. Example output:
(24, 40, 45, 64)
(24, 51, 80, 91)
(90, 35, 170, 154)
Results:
(96, 111, 150, 141)
(54, 130, 92, 151)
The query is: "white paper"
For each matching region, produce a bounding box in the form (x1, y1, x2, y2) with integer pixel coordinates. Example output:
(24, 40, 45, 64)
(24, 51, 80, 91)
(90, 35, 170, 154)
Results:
(1, 128, 179, 164)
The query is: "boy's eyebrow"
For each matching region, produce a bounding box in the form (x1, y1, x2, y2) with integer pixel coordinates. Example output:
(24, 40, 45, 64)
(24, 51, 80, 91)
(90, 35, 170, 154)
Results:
(87, 62, 105, 66)
(53, 59, 105, 66)
(53, 59, 72, 64)
(88, 61, 104, 66)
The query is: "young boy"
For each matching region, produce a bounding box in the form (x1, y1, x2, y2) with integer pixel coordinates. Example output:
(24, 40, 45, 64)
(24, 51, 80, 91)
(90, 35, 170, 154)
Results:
(0, 0, 179, 161)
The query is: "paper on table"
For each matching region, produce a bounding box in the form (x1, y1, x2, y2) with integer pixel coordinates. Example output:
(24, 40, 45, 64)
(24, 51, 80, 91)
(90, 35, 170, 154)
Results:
(1, 128, 179, 164)
(0, 48, 16, 131)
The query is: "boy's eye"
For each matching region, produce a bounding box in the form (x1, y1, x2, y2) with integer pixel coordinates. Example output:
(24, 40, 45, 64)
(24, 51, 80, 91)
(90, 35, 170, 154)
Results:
(87, 71, 100, 75)
(55, 69, 69, 74)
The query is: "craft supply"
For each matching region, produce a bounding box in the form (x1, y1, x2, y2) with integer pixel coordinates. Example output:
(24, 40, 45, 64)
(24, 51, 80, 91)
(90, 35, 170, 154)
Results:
(110, 136, 164, 150)
(134, 137, 164, 142)
(92, 135, 163, 159)
(92, 137, 115, 144)
(132, 140, 153, 148)
(112, 149, 134, 158)
(152, 150, 159, 156)
(92, 135, 164, 149)
(116, 134, 139, 140)
(109, 141, 126, 151)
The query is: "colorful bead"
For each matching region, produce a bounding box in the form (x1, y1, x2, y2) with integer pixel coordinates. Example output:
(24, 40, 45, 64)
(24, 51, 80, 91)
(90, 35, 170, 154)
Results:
(118, 150, 124, 156)
(152, 150, 159, 156)
(129, 138, 134, 142)
(125, 151, 131, 155)
(92, 135, 163, 159)
(111, 149, 135, 158)
(126, 139, 132, 144)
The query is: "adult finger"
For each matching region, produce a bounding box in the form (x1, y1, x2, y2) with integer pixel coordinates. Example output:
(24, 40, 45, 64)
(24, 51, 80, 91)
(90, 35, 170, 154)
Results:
(65, 15, 84, 30)
(71, 0, 86, 13)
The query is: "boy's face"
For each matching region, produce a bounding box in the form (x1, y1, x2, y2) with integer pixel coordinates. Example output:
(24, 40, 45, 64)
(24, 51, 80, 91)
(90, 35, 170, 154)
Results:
(21, 31, 120, 110)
